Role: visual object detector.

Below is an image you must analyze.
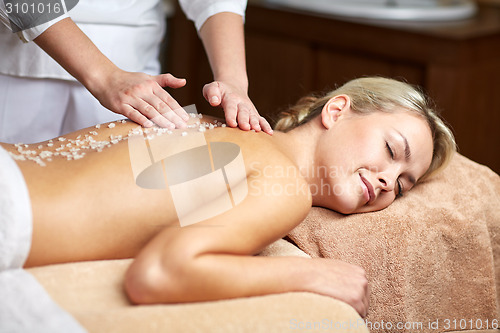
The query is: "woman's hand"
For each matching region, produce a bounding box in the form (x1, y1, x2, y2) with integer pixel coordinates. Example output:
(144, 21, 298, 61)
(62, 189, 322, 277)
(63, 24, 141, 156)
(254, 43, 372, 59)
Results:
(91, 70, 190, 129)
(304, 258, 370, 318)
(203, 80, 273, 135)
(33, 18, 190, 128)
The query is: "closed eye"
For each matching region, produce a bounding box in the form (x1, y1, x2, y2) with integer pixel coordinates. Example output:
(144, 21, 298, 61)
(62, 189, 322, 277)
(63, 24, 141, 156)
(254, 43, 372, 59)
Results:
(386, 142, 394, 158)
(386, 141, 404, 198)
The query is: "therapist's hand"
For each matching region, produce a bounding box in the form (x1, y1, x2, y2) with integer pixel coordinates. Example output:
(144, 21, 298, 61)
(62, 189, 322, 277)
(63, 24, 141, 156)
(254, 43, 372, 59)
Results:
(33, 18, 189, 128)
(203, 81, 273, 135)
(92, 70, 190, 128)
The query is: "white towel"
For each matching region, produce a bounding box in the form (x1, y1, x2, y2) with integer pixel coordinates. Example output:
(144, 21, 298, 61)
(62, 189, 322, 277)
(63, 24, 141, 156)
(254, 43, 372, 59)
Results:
(0, 145, 86, 333)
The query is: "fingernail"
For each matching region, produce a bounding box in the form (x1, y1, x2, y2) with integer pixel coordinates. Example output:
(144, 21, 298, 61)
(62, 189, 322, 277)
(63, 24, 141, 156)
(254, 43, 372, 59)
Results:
(210, 96, 219, 104)
(144, 120, 154, 127)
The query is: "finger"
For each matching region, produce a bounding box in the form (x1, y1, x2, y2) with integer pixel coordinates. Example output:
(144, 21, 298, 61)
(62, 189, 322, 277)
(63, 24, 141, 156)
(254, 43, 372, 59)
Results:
(153, 85, 189, 122)
(248, 112, 262, 132)
(203, 82, 222, 107)
(128, 98, 174, 128)
(154, 73, 187, 89)
(140, 94, 182, 129)
(155, 110, 188, 129)
(259, 116, 274, 135)
(236, 105, 251, 131)
(120, 104, 154, 128)
(223, 99, 239, 128)
(364, 281, 371, 317)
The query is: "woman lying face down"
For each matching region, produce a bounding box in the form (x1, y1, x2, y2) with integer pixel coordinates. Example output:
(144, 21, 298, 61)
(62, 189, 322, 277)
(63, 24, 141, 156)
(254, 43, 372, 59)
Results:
(1, 77, 455, 318)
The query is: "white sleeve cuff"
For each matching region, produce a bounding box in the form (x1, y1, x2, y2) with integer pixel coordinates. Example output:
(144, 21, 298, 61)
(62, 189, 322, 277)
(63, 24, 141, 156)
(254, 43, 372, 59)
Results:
(180, 0, 247, 31)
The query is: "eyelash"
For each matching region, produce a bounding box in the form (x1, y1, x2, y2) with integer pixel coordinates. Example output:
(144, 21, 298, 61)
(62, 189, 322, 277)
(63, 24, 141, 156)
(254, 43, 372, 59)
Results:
(385, 142, 404, 198)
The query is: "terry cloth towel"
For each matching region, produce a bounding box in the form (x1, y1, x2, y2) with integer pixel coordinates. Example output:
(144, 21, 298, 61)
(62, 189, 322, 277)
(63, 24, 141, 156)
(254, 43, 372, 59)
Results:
(288, 153, 500, 333)
(0, 145, 86, 333)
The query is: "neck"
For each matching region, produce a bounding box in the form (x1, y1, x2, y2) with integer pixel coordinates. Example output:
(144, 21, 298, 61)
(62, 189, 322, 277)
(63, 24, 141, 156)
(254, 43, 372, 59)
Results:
(271, 118, 323, 186)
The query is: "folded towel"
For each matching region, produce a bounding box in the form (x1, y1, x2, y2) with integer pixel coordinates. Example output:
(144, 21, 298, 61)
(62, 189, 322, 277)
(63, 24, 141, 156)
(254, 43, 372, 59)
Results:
(288, 153, 500, 332)
(0, 145, 32, 271)
(0, 145, 85, 333)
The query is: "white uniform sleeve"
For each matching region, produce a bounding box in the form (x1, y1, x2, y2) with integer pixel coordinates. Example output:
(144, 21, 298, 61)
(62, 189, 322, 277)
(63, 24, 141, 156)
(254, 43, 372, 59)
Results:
(0, 0, 68, 43)
(179, 0, 247, 31)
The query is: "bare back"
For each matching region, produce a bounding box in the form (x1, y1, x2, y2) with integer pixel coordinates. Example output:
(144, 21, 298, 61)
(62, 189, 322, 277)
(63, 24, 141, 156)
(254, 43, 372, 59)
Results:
(1, 117, 311, 267)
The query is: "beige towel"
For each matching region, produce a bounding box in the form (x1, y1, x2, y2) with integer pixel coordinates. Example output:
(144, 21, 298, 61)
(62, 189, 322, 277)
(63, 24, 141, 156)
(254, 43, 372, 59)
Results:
(29, 241, 367, 333)
(288, 153, 500, 332)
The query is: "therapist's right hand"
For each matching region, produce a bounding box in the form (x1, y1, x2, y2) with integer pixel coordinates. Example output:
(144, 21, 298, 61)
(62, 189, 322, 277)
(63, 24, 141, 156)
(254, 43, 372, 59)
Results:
(91, 70, 190, 128)
(32, 18, 189, 128)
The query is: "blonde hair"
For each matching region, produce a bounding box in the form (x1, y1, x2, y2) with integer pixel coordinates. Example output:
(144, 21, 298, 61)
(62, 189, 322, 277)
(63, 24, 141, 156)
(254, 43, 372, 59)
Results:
(274, 77, 456, 180)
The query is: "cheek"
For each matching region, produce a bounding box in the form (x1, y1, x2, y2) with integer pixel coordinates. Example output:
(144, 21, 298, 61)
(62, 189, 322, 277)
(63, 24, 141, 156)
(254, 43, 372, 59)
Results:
(325, 174, 364, 214)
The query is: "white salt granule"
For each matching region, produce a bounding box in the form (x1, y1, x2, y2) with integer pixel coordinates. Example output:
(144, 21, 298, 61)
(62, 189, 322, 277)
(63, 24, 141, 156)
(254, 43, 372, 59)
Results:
(181, 132, 187, 136)
(108, 123, 115, 129)
(90, 131, 98, 136)
(95, 124, 101, 129)
(40, 151, 53, 159)
(58, 137, 66, 142)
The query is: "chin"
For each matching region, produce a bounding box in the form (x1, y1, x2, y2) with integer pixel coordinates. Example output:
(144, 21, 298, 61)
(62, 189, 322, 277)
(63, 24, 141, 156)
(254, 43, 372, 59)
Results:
(328, 199, 359, 215)
(354, 203, 389, 214)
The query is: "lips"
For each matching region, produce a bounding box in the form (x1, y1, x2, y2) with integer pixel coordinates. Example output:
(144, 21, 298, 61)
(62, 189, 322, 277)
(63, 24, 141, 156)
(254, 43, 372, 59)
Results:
(360, 174, 375, 204)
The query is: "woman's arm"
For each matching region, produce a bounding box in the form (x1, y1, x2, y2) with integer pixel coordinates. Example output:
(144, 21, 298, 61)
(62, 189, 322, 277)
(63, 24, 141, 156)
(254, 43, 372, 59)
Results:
(198, 12, 273, 135)
(33, 18, 189, 129)
(125, 162, 369, 317)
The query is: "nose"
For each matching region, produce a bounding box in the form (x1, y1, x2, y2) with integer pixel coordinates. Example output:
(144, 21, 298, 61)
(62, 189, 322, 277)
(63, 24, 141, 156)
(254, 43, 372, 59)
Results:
(378, 175, 393, 190)
(377, 168, 398, 191)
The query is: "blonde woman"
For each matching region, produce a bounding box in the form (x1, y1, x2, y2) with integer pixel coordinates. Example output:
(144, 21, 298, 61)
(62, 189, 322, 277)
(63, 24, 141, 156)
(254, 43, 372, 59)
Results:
(0, 77, 456, 318)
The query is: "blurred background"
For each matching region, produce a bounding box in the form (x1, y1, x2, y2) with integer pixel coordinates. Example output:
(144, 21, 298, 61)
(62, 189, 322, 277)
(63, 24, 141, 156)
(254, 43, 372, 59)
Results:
(163, 0, 500, 173)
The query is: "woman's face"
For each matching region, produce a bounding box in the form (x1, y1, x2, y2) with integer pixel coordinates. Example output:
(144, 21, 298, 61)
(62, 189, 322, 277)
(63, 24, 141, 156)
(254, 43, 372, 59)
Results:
(314, 104, 433, 214)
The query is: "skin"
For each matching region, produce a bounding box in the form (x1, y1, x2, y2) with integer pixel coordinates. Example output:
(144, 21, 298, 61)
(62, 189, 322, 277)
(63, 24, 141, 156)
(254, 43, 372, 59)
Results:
(33, 13, 272, 133)
(0, 96, 433, 318)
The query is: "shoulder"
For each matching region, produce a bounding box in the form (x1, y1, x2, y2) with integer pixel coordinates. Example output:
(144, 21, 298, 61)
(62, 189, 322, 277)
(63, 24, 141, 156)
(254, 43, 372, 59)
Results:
(208, 127, 312, 222)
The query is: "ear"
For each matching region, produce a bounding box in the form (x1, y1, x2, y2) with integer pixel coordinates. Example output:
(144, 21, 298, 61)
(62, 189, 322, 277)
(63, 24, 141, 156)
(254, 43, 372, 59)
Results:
(320, 95, 351, 129)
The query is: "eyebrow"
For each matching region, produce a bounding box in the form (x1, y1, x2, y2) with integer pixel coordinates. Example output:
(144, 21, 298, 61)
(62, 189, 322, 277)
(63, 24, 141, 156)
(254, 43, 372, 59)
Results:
(397, 130, 412, 162)
(397, 131, 416, 186)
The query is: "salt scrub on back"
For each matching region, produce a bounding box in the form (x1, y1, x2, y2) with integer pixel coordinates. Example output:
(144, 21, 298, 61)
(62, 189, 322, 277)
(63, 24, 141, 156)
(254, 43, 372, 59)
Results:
(7, 115, 226, 167)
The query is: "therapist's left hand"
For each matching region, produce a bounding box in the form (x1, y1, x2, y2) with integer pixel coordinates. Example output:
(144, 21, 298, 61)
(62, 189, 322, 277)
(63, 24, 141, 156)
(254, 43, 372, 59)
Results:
(203, 81, 273, 135)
